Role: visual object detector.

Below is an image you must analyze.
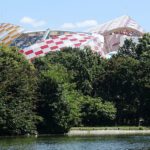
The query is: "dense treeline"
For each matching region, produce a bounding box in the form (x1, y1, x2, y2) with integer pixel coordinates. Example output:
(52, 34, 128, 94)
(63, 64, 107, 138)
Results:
(0, 34, 149, 135)
(34, 49, 116, 133)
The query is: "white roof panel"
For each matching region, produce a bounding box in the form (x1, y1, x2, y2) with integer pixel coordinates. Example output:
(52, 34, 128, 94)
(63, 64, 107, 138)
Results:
(90, 16, 144, 34)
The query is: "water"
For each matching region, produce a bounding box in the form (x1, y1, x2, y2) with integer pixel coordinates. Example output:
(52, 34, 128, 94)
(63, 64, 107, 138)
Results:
(0, 135, 150, 150)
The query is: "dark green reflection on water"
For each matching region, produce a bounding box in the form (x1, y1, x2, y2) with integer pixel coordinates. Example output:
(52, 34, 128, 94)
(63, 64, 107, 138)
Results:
(0, 135, 150, 150)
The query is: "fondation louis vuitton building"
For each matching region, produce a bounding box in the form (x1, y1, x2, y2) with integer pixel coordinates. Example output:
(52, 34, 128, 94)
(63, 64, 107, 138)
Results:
(0, 16, 144, 60)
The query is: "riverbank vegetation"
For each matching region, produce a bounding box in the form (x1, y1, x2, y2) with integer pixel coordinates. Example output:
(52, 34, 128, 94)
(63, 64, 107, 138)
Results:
(0, 34, 150, 135)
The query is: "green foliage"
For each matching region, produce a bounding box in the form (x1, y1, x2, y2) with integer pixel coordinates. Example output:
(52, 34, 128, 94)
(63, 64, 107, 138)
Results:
(136, 33, 150, 58)
(94, 34, 150, 125)
(118, 33, 150, 59)
(36, 64, 81, 133)
(0, 46, 40, 135)
(34, 48, 116, 133)
(34, 47, 105, 96)
(118, 39, 137, 58)
(80, 96, 116, 126)
(93, 56, 141, 125)
(117, 34, 150, 125)
(1, 33, 150, 135)
(137, 56, 150, 125)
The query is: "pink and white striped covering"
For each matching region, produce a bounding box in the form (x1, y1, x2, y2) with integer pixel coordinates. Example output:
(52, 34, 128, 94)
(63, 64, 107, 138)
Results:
(90, 15, 144, 54)
(0, 23, 24, 45)
(90, 16, 144, 35)
(19, 33, 105, 60)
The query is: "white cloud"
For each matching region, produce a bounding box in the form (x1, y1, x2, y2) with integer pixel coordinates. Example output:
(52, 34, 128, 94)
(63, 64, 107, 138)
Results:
(20, 17, 46, 28)
(60, 19, 98, 30)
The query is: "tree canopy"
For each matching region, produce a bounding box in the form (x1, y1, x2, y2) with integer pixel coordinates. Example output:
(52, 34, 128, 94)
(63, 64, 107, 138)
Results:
(0, 33, 150, 135)
(0, 46, 40, 135)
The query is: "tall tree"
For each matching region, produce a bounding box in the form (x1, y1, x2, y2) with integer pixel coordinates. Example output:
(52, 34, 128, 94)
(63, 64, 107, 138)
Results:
(93, 56, 141, 125)
(0, 46, 40, 135)
(94, 34, 150, 125)
(35, 63, 81, 133)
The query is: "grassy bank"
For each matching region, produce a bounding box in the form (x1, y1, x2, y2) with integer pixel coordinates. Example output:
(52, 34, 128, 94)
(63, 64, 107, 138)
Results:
(68, 126, 150, 136)
(71, 126, 150, 131)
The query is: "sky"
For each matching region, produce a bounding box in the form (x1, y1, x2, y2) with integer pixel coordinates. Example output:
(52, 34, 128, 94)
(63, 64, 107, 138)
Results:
(0, 0, 150, 32)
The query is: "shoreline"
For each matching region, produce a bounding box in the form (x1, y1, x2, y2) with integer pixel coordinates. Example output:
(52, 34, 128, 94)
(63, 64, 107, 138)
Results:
(1, 127, 150, 137)
(67, 130, 150, 136)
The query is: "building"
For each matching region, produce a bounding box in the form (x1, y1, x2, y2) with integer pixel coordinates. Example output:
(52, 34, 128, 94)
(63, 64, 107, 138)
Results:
(90, 15, 144, 58)
(0, 16, 145, 59)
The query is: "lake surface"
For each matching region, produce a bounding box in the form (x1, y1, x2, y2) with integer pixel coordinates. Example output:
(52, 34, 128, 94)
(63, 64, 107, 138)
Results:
(0, 135, 150, 150)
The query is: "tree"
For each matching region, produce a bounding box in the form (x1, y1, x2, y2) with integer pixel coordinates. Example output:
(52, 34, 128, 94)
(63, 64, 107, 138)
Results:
(35, 63, 81, 133)
(34, 50, 116, 131)
(118, 39, 137, 58)
(93, 34, 150, 125)
(80, 96, 116, 126)
(136, 33, 150, 58)
(118, 33, 150, 60)
(117, 33, 150, 124)
(0, 46, 40, 135)
(93, 56, 142, 125)
(33, 47, 105, 96)
(136, 52, 150, 125)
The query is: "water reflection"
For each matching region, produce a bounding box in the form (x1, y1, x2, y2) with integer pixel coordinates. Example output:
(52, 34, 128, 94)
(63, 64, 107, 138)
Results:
(0, 135, 150, 150)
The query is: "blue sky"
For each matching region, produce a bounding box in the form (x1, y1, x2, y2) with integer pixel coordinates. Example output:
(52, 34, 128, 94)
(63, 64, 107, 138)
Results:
(0, 0, 150, 32)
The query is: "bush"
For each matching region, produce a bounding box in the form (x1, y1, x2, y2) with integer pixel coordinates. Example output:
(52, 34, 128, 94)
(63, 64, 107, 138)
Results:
(80, 96, 116, 126)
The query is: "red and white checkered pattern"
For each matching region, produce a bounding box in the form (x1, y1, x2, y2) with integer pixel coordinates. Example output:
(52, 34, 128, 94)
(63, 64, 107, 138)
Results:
(19, 33, 105, 60)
